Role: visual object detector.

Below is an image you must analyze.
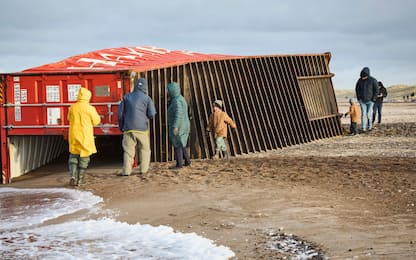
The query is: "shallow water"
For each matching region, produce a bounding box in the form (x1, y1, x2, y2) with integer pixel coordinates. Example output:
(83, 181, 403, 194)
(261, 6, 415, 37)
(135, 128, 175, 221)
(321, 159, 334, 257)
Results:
(0, 188, 234, 259)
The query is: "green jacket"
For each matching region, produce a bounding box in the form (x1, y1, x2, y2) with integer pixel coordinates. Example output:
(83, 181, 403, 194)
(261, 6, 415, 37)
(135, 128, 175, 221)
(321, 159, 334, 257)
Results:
(167, 82, 190, 148)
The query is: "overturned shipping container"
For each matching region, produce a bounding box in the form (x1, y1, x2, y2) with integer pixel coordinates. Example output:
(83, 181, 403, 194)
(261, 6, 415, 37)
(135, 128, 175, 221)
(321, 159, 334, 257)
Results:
(0, 46, 341, 183)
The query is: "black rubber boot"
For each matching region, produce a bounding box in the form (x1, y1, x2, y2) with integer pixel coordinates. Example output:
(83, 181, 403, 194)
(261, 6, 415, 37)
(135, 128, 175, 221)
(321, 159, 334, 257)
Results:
(69, 163, 78, 186)
(183, 147, 191, 166)
(174, 147, 183, 168)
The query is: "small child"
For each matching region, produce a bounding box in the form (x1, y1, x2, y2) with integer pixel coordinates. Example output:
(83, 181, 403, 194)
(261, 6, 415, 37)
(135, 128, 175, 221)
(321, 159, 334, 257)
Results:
(206, 100, 236, 159)
(344, 98, 361, 135)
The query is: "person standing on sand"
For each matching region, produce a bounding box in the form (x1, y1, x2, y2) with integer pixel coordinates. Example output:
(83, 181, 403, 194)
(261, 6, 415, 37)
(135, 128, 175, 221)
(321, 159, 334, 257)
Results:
(206, 100, 236, 159)
(68, 87, 101, 186)
(372, 81, 388, 126)
(355, 67, 378, 133)
(118, 78, 156, 176)
(344, 98, 361, 136)
(167, 82, 191, 169)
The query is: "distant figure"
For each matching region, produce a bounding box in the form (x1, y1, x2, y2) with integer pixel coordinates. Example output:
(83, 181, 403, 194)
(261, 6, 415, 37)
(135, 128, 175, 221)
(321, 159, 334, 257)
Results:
(167, 82, 191, 169)
(355, 67, 378, 133)
(118, 78, 156, 176)
(206, 100, 236, 159)
(68, 87, 101, 186)
(372, 81, 388, 125)
(344, 98, 361, 136)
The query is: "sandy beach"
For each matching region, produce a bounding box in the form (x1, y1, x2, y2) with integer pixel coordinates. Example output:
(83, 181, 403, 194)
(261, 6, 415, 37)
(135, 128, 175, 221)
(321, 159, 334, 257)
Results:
(9, 102, 416, 259)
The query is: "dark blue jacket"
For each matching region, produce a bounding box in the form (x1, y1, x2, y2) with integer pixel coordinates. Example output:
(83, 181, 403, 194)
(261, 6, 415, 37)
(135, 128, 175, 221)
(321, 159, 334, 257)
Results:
(355, 67, 378, 103)
(118, 78, 156, 132)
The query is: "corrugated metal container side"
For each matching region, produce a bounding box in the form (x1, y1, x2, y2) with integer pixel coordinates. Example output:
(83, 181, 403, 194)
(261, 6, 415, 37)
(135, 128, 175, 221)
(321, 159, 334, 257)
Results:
(0, 47, 342, 184)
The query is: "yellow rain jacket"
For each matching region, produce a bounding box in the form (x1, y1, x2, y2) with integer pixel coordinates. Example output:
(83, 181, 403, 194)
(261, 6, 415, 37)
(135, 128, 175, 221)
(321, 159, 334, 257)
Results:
(68, 88, 101, 157)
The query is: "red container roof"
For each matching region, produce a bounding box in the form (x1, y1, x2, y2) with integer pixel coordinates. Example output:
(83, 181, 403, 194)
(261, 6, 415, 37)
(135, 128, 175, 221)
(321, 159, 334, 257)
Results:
(22, 46, 240, 74)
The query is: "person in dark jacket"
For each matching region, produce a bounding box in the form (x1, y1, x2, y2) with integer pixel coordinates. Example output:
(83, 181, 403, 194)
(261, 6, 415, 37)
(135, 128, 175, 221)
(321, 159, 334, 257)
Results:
(355, 67, 378, 133)
(167, 82, 191, 169)
(118, 78, 156, 176)
(372, 81, 388, 125)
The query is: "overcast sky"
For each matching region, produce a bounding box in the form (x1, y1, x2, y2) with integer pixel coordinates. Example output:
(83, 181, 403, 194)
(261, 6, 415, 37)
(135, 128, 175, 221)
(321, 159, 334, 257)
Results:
(1, 0, 415, 89)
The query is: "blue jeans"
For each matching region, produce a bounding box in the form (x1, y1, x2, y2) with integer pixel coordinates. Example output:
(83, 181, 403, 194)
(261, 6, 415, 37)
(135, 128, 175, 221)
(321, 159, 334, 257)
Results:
(359, 100, 374, 131)
(372, 102, 383, 124)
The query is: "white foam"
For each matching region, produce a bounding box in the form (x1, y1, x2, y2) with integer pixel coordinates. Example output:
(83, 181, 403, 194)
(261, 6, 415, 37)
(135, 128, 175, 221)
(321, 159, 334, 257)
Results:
(0, 188, 234, 259)
(0, 188, 103, 230)
(1, 219, 234, 259)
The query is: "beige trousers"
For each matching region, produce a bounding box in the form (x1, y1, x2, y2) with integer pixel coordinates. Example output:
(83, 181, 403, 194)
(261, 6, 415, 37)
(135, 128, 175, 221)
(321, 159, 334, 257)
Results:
(122, 131, 151, 175)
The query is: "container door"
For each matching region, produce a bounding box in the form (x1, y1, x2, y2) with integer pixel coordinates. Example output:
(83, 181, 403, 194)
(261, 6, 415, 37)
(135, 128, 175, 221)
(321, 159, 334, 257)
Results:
(0, 75, 9, 183)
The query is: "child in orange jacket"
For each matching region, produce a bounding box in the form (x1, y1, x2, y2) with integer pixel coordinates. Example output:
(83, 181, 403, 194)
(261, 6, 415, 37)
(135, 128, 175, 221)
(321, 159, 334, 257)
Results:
(206, 100, 236, 159)
(344, 98, 361, 135)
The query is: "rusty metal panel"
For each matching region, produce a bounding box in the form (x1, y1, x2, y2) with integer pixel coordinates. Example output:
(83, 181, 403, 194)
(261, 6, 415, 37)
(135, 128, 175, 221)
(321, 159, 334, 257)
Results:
(258, 57, 288, 148)
(298, 76, 336, 120)
(142, 53, 341, 161)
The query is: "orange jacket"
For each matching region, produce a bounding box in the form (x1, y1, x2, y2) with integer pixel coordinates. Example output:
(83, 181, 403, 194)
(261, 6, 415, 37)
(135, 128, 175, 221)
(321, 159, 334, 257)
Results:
(346, 103, 361, 123)
(207, 110, 236, 138)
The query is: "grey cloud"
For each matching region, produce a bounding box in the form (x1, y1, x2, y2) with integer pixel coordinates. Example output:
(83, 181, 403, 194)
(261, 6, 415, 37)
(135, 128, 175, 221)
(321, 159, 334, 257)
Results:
(1, 0, 415, 88)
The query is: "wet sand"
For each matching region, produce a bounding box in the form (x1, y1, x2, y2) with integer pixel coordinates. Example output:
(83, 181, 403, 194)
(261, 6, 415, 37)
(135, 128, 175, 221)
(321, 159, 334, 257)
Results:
(9, 102, 416, 259)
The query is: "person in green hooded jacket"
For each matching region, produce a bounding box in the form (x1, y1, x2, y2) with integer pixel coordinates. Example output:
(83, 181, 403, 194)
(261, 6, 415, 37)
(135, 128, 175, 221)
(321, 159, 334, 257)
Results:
(167, 82, 191, 168)
(68, 87, 101, 186)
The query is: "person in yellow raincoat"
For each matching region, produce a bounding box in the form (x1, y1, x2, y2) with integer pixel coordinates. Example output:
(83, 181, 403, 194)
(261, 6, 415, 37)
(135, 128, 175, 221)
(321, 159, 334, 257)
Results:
(68, 87, 101, 186)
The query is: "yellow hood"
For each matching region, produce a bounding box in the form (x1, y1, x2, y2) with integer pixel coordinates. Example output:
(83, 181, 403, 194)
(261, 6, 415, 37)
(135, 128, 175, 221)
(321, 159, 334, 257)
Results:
(77, 87, 92, 102)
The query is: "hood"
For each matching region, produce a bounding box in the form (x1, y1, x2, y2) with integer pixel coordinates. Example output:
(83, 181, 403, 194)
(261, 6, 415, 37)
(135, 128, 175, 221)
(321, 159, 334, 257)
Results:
(167, 82, 181, 98)
(360, 67, 370, 78)
(134, 78, 148, 94)
(77, 87, 92, 102)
